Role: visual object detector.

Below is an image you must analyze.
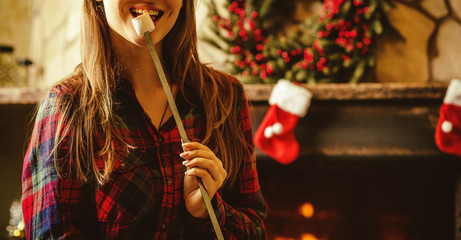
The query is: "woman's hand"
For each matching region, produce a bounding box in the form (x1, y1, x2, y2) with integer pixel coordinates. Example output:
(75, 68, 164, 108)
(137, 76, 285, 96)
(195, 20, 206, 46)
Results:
(181, 142, 227, 219)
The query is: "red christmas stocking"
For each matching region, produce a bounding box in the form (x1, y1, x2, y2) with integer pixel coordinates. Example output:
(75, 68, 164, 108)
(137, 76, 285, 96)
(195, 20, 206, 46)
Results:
(254, 79, 312, 164)
(435, 78, 461, 157)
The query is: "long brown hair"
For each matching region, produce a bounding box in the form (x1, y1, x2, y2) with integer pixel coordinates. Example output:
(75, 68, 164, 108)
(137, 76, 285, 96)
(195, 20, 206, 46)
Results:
(50, 0, 250, 186)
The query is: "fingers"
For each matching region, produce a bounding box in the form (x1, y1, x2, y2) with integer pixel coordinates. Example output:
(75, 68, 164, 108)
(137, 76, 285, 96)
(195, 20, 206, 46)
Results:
(184, 167, 217, 195)
(184, 158, 223, 182)
(181, 142, 222, 166)
(181, 142, 227, 188)
(180, 149, 216, 161)
(182, 141, 214, 152)
(181, 150, 223, 167)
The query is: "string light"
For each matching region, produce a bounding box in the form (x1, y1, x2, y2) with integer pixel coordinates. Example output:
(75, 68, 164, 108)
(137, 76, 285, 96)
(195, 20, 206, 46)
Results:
(301, 233, 319, 240)
(299, 202, 315, 219)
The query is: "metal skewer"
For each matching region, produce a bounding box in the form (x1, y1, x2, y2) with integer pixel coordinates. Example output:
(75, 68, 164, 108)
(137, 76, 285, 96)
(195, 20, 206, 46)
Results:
(143, 32, 224, 240)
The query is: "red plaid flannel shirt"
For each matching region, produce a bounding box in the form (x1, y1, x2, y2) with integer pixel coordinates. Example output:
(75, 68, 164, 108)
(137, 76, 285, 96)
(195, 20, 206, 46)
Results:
(22, 76, 266, 239)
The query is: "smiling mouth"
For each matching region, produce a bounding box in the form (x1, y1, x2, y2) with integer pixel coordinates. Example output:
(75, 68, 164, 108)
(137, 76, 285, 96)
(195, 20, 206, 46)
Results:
(129, 8, 164, 21)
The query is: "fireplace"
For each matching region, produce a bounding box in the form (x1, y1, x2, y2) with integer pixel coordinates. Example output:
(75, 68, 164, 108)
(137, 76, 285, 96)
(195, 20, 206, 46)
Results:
(0, 84, 460, 240)
(247, 83, 461, 240)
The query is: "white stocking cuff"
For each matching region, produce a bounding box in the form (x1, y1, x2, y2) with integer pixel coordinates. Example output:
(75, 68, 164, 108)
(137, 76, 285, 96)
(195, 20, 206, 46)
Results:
(269, 79, 313, 117)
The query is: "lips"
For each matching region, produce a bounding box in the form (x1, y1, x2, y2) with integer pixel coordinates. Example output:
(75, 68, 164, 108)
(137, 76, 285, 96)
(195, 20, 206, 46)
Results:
(129, 7, 164, 22)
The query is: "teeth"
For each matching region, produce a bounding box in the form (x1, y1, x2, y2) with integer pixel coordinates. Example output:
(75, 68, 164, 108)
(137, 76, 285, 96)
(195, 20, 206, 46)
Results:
(131, 8, 160, 16)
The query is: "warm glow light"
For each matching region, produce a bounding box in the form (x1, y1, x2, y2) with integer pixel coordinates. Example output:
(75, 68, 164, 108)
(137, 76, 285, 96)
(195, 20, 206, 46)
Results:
(301, 233, 318, 240)
(274, 237, 296, 240)
(13, 230, 21, 237)
(17, 220, 25, 231)
(299, 202, 315, 218)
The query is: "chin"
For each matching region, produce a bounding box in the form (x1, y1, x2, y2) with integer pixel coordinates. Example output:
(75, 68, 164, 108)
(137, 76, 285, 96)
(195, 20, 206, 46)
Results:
(132, 37, 148, 47)
(123, 31, 148, 47)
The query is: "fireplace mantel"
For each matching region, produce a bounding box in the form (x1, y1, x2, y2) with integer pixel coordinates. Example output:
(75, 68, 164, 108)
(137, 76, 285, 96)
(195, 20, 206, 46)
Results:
(246, 82, 450, 159)
(0, 82, 449, 105)
(244, 82, 448, 101)
(0, 87, 43, 104)
(0, 82, 450, 158)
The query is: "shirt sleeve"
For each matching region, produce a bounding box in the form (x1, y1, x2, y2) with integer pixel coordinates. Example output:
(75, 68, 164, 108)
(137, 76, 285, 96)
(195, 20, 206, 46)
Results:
(21, 90, 94, 239)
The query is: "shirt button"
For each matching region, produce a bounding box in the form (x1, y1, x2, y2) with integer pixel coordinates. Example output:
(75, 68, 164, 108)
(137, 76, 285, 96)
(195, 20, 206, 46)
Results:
(165, 178, 172, 185)
(160, 223, 167, 231)
(158, 136, 164, 143)
(120, 162, 126, 169)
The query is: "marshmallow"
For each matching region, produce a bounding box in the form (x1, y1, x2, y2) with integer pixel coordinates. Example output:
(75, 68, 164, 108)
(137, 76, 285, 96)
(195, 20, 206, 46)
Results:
(132, 12, 155, 36)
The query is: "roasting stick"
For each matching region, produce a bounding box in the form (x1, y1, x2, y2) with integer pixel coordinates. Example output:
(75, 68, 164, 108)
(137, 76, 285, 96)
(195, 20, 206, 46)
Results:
(132, 13, 224, 240)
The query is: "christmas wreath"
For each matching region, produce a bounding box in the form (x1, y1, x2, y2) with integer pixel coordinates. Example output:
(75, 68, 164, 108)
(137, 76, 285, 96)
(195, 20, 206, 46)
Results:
(203, 0, 394, 83)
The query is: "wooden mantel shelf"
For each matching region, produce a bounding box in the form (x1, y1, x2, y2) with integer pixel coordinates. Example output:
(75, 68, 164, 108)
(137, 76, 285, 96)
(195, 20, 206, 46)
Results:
(247, 81, 450, 159)
(0, 87, 43, 104)
(244, 82, 449, 101)
(0, 82, 449, 104)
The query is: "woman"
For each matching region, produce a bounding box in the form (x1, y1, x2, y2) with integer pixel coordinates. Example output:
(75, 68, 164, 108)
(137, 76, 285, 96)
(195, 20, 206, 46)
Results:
(21, 0, 266, 239)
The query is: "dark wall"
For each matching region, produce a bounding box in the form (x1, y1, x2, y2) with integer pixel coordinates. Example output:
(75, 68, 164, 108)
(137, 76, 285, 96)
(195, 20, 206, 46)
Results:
(0, 104, 35, 240)
(249, 98, 461, 240)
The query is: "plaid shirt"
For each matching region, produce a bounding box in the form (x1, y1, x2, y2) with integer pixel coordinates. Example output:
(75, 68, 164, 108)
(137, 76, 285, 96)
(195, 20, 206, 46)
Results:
(22, 76, 266, 239)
